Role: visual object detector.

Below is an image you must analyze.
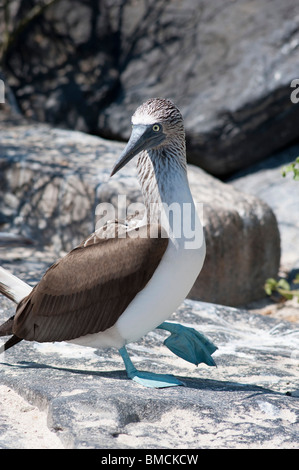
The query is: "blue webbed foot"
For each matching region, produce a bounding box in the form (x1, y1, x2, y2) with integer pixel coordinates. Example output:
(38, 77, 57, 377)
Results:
(129, 370, 184, 388)
(157, 321, 217, 367)
(119, 346, 184, 388)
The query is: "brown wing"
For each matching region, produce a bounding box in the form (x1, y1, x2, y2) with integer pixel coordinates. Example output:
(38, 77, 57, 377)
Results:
(13, 224, 168, 343)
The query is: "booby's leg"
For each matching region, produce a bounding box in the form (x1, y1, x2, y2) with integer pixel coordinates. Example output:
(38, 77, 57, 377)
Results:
(118, 346, 184, 388)
(157, 321, 217, 367)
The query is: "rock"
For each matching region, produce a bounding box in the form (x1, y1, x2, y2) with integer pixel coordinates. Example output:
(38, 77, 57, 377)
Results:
(98, 0, 299, 177)
(0, 123, 124, 252)
(229, 143, 299, 272)
(0, 268, 298, 449)
(187, 165, 280, 305)
(2, 0, 299, 176)
(0, 122, 280, 305)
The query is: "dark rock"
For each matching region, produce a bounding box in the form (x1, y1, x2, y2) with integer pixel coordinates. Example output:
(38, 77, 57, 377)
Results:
(99, 0, 299, 177)
(2, 0, 299, 176)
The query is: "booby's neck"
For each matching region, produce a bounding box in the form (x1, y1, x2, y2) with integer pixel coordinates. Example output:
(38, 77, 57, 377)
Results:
(137, 143, 188, 207)
(136, 145, 200, 245)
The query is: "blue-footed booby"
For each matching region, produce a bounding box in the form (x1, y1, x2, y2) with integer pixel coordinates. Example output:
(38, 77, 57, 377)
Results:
(0, 98, 217, 388)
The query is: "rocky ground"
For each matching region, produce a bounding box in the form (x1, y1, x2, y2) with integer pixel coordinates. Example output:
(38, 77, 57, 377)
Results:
(0, 292, 299, 449)
(0, 384, 63, 449)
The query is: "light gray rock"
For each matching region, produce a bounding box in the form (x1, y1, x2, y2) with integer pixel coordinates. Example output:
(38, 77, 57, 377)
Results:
(0, 269, 298, 449)
(0, 123, 280, 305)
(229, 143, 299, 271)
(0, 123, 124, 252)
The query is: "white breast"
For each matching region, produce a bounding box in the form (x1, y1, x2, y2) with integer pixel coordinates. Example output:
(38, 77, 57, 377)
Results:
(116, 234, 206, 344)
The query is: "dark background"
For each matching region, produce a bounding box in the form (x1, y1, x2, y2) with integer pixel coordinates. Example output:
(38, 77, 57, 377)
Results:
(1, 0, 299, 177)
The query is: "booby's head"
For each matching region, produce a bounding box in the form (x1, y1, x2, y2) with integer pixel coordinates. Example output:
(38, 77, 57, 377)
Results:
(110, 98, 186, 176)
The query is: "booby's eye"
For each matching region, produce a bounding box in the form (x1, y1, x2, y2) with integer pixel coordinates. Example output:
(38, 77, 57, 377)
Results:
(152, 124, 160, 132)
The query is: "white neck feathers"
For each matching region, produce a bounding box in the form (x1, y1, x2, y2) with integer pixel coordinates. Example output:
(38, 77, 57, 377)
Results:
(136, 146, 202, 248)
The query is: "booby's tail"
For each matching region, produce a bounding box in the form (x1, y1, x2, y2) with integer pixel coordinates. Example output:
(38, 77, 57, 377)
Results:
(0, 266, 32, 304)
(0, 266, 32, 353)
(0, 332, 22, 353)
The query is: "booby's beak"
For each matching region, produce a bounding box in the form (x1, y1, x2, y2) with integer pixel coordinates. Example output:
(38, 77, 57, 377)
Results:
(110, 124, 164, 176)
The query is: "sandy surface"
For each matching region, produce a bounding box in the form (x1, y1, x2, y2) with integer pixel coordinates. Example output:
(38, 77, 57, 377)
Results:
(0, 385, 63, 449)
(243, 296, 299, 323)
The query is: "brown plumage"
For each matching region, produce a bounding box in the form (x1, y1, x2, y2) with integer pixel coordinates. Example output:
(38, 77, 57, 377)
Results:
(1, 224, 168, 348)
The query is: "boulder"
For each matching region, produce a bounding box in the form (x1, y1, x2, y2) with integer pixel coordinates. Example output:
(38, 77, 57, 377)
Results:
(2, 0, 299, 176)
(0, 122, 280, 305)
(0, 122, 124, 252)
(187, 166, 280, 305)
(0, 277, 298, 449)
